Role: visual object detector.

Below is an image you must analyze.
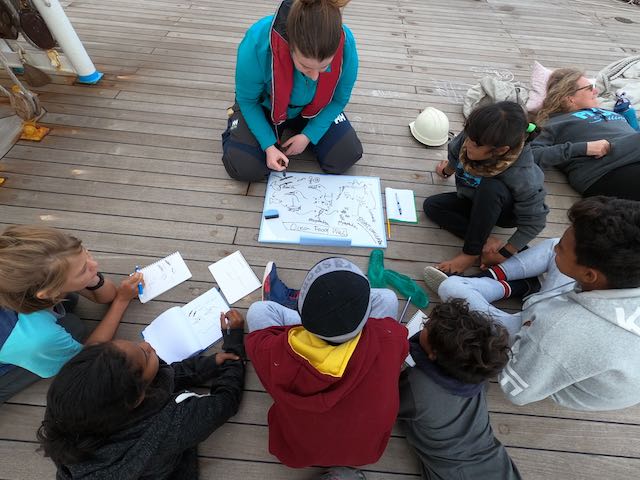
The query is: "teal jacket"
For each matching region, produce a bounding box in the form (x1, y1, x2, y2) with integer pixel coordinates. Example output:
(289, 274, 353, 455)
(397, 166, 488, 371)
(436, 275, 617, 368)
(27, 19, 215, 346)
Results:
(235, 16, 358, 150)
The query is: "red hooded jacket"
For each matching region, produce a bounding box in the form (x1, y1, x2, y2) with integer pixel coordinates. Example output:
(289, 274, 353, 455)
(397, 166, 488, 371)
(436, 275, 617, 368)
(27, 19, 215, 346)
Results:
(246, 318, 409, 468)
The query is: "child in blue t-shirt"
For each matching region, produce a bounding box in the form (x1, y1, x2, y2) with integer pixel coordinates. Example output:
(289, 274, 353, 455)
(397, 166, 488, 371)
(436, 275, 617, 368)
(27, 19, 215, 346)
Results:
(0, 225, 143, 404)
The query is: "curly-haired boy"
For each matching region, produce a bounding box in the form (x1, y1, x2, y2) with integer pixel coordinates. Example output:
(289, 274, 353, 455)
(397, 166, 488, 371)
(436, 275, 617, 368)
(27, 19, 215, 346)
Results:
(434, 196, 640, 411)
(398, 299, 521, 479)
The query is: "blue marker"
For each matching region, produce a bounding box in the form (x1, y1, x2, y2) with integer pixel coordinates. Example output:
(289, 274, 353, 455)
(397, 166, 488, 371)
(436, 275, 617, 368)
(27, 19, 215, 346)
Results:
(135, 266, 144, 295)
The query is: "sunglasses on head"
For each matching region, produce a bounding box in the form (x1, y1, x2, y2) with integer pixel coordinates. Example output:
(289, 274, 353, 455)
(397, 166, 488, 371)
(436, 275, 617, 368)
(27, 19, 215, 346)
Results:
(573, 81, 596, 94)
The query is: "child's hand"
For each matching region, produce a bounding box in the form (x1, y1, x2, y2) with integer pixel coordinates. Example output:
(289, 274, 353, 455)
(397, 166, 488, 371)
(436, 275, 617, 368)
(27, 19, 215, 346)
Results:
(220, 310, 245, 358)
(482, 236, 503, 254)
(116, 272, 144, 301)
(220, 310, 244, 330)
(480, 251, 506, 269)
(435, 160, 451, 178)
(215, 352, 240, 365)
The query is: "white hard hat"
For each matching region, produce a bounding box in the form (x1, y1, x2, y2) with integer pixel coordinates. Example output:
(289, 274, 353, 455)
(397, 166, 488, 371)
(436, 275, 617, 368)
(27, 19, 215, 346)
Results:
(409, 107, 450, 147)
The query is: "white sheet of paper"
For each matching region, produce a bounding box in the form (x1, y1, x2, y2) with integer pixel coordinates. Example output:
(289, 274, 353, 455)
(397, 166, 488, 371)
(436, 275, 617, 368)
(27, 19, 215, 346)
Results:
(404, 309, 428, 367)
(208, 251, 261, 304)
(142, 288, 230, 364)
(142, 307, 202, 364)
(385, 187, 417, 223)
(138, 252, 192, 304)
(180, 288, 229, 349)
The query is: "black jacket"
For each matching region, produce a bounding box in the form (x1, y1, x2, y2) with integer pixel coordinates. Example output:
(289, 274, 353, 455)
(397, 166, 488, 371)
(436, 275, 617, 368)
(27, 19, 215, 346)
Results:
(56, 330, 245, 480)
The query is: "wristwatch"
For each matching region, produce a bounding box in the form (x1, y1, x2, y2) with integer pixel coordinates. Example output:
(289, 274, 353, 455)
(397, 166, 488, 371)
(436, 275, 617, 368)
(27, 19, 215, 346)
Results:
(86, 272, 105, 291)
(498, 247, 513, 259)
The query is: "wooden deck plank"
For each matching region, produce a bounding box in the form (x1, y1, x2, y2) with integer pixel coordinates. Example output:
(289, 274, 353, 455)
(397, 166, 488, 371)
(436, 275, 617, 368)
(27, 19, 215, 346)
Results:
(2, 0, 640, 478)
(4, 399, 640, 464)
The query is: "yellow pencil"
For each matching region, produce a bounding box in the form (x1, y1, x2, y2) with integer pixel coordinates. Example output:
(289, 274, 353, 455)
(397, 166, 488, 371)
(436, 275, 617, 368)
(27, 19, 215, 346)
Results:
(387, 218, 391, 240)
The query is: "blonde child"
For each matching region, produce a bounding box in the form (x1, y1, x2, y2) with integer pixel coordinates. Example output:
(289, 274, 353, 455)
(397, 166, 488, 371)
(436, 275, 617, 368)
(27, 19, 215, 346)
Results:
(0, 225, 142, 403)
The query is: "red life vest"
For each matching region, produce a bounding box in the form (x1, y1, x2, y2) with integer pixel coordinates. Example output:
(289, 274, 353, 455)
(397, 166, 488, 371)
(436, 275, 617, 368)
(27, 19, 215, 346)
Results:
(269, 0, 345, 125)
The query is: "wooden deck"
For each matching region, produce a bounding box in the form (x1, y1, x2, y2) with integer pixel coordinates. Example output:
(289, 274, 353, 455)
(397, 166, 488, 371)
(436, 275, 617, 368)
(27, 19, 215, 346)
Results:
(1, 0, 640, 478)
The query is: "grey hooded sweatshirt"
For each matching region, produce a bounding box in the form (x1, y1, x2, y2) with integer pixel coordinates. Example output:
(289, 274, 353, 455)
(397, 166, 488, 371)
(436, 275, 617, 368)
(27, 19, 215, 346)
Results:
(531, 108, 640, 193)
(499, 279, 640, 411)
(399, 337, 521, 480)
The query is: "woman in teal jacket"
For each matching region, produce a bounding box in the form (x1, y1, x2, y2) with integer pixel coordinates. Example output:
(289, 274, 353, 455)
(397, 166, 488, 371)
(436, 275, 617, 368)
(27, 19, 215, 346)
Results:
(222, 0, 362, 181)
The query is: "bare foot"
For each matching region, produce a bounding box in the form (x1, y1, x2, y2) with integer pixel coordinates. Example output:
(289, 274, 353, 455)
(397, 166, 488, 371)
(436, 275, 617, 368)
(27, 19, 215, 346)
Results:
(436, 252, 479, 274)
(482, 235, 503, 254)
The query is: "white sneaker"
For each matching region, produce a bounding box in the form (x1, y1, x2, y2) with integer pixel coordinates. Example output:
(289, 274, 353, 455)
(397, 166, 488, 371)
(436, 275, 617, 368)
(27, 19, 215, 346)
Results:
(423, 266, 449, 294)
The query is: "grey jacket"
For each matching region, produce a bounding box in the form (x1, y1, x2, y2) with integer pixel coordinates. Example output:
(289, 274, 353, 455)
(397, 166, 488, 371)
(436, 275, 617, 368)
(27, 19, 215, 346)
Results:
(398, 338, 521, 480)
(499, 275, 640, 411)
(447, 133, 549, 250)
(531, 108, 640, 193)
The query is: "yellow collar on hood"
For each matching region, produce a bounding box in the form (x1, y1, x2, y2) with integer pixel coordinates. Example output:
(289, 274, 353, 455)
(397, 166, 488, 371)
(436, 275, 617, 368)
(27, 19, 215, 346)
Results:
(288, 326, 361, 378)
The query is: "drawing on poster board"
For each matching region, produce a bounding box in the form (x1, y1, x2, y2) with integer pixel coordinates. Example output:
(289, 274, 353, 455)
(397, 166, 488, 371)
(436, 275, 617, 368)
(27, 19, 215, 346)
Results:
(259, 172, 387, 248)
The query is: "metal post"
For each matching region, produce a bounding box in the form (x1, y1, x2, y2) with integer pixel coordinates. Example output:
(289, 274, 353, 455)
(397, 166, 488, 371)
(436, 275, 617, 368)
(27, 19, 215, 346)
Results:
(30, 0, 103, 84)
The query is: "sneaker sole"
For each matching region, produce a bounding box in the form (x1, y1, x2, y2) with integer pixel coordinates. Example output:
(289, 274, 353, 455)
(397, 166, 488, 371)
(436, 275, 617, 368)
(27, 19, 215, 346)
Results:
(423, 266, 448, 294)
(262, 261, 274, 301)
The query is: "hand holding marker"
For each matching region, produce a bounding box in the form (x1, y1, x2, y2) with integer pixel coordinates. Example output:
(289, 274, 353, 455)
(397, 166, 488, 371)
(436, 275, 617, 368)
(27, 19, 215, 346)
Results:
(278, 158, 287, 178)
(135, 266, 144, 295)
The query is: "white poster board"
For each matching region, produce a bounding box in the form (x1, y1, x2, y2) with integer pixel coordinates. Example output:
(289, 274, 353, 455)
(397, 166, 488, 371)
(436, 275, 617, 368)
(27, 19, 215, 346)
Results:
(259, 172, 387, 249)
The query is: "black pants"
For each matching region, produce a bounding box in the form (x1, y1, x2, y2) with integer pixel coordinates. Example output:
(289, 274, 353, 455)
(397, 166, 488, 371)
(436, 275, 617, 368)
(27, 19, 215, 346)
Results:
(583, 162, 640, 201)
(221, 104, 363, 182)
(423, 178, 517, 256)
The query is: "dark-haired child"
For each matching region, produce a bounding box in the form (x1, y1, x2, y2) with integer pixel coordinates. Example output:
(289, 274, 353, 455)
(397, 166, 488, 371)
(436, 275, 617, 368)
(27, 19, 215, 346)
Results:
(398, 299, 521, 480)
(436, 196, 640, 411)
(424, 101, 549, 274)
(37, 310, 245, 479)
